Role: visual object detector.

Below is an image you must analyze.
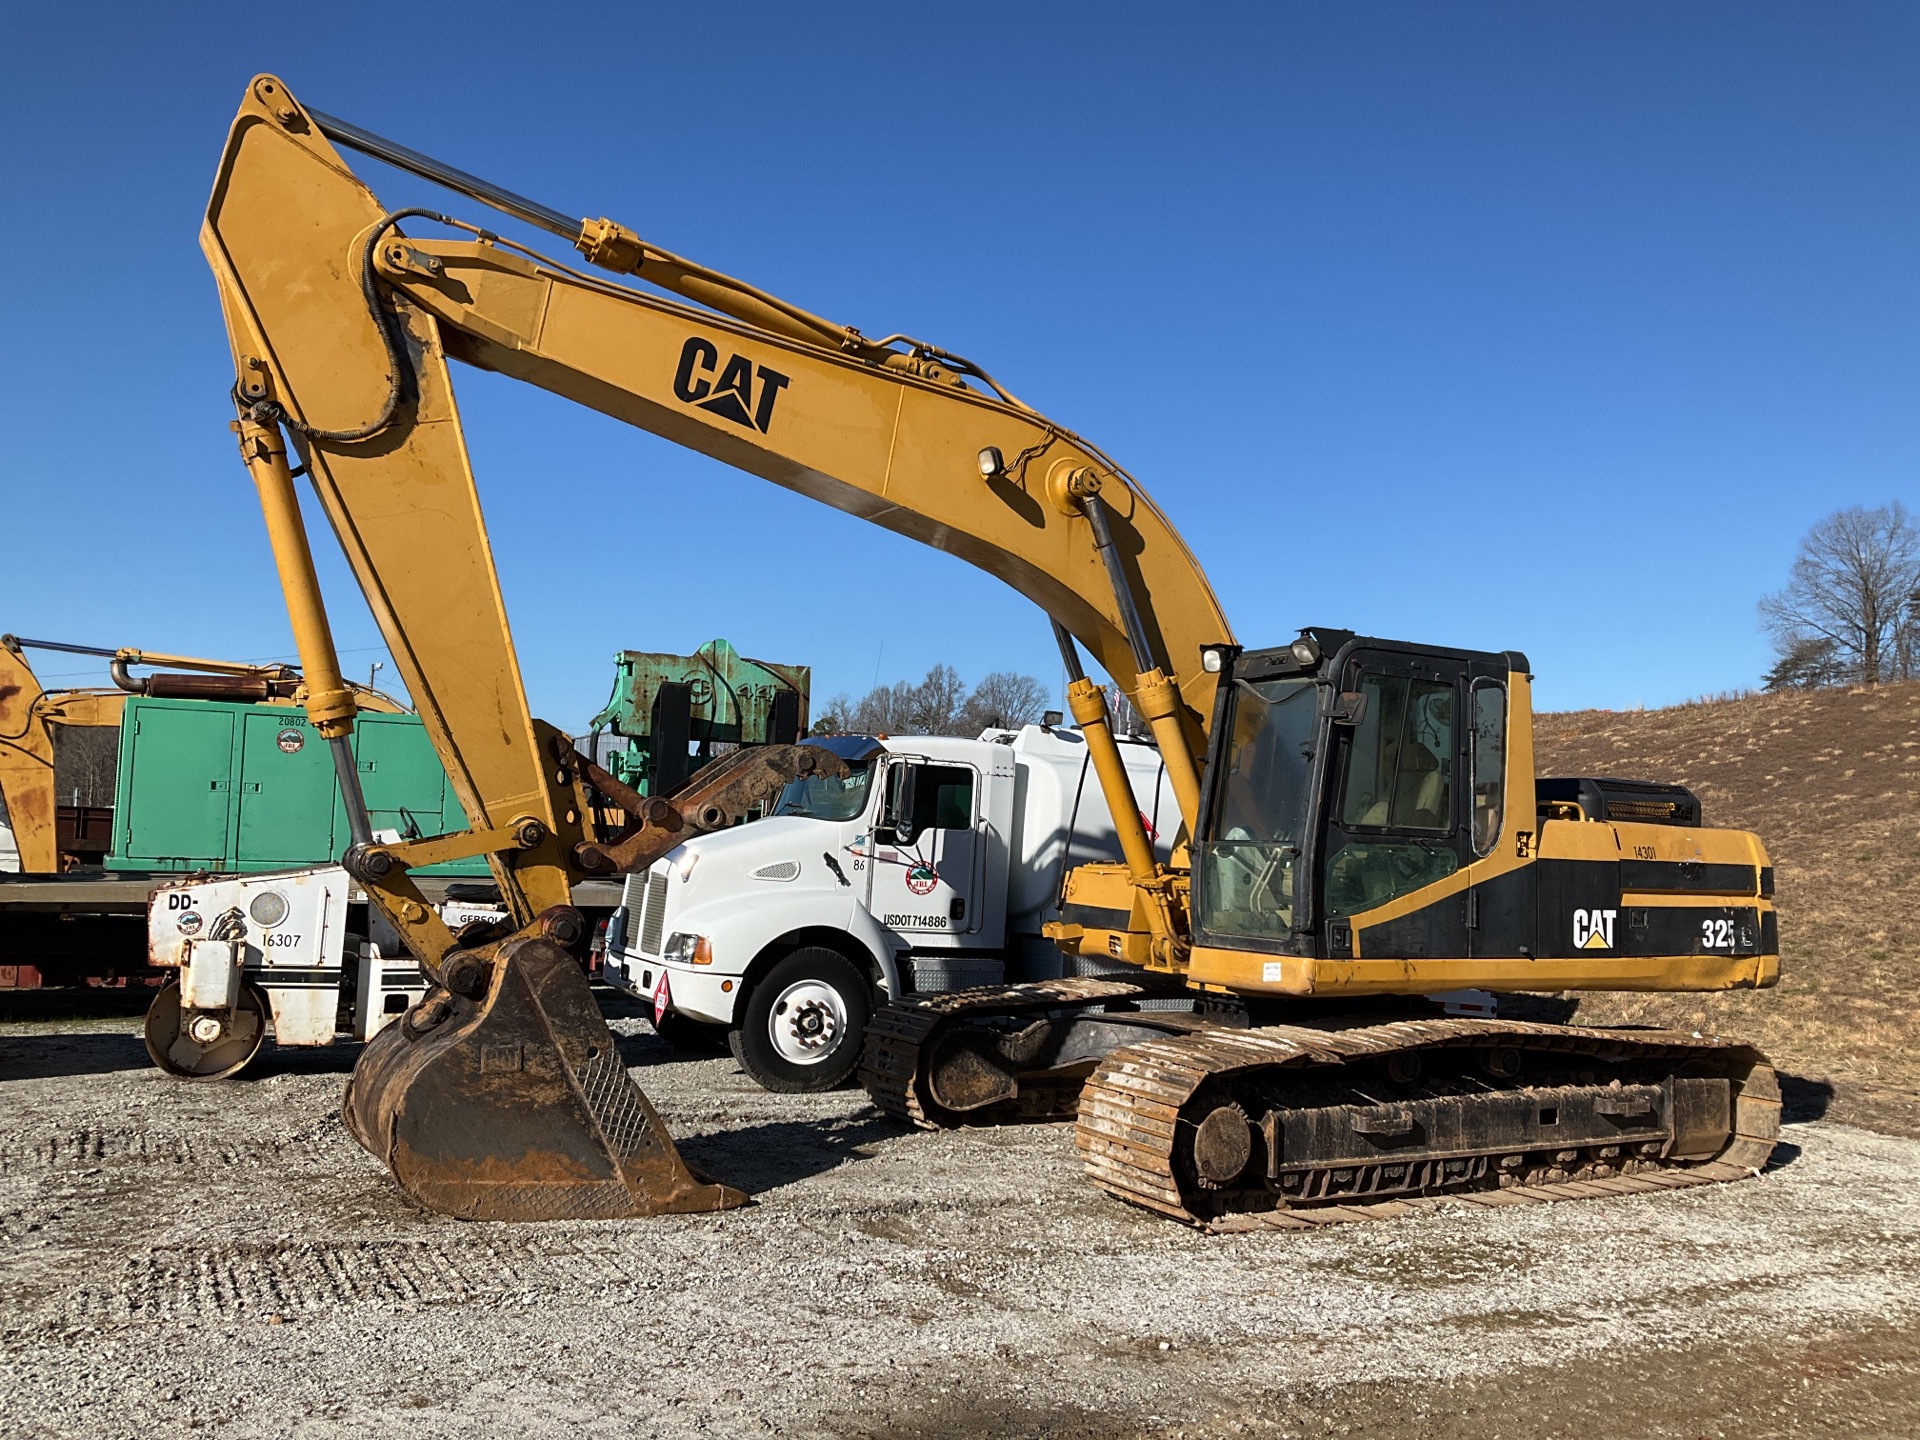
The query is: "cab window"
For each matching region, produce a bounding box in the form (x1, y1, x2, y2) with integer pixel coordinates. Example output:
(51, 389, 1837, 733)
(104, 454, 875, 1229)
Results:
(919, 766, 975, 830)
(1194, 676, 1316, 941)
(883, 763, 975, 832)
(1339, 675, 1454, 832)
(1325, 673, 1459, 917)
(1470, 679, 1506, 856)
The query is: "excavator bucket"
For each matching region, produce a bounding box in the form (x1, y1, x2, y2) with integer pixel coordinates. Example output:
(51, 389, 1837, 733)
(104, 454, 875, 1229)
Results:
(344, 935, 744, 1220)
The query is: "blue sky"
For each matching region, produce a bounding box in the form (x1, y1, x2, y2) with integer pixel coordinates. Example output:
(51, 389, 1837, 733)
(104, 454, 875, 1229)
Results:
(2, 3, 1914, 724)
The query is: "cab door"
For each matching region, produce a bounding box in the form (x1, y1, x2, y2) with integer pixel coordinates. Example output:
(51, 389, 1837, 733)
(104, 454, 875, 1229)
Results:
(1463, 661, 1535, 958)
(865, 757, 982, 940)
(1318, 651, 1471, 959)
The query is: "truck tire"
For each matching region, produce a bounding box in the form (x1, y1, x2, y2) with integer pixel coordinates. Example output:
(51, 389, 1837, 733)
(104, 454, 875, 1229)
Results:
(647, 1009, 730, 1053)
(730, 947, 872, 1093)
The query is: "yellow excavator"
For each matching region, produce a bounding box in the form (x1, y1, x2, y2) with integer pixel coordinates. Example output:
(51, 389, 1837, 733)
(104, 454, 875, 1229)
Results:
(1, 633, 402, 873)
(199, 75, 1780, 1227)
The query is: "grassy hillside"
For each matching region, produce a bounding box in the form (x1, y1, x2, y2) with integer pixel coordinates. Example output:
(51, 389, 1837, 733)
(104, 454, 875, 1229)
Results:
(1534, 680, 1920, 1136)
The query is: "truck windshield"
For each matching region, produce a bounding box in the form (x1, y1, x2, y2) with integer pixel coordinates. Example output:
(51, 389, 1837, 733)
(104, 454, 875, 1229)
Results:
(772, 758, 876, 822)
(1195, 676, 1317, 942)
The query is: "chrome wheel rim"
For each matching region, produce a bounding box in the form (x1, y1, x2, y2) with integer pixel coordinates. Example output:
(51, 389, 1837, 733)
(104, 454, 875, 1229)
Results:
(767, 978, 846, 1065)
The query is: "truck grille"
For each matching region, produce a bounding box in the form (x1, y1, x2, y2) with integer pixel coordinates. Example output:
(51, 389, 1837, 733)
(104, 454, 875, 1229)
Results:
(637, 870, 670, 956)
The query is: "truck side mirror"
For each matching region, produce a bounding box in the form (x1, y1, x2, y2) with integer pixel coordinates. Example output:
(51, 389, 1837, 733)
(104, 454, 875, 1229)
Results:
(1329, 691, 1369, 727)
(879, 763, 919, 846)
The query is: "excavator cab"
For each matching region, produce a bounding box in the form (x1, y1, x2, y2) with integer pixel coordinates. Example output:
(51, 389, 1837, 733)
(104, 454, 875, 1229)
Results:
(1192, 630, 1505, 962)
(1186, 631, 1779, 1001)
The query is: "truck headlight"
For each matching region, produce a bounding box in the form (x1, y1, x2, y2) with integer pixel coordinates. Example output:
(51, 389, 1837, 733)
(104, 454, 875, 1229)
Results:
(664, 932, 714, 965)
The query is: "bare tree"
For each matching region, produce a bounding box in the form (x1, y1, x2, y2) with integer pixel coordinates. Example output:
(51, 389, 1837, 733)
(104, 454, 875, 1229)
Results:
(810, 692, 855, 735)
(903, 664, 968, 733)
(1897, 588, 1920, 682)
(826, 663, 1055, 738)
(1760, 502, 1920, 687)
(849, 679, 914, 734)
(960, 670, 1051, 732)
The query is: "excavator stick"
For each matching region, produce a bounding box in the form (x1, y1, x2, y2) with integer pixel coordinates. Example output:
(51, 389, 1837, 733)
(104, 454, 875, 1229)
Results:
(344, 935, 744, 1220)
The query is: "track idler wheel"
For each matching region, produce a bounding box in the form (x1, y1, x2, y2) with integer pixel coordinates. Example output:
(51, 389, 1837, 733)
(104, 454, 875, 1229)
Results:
(1188, 1101, 1254, 1190)
(343, 936, 745, 1221)
(144, 979, 267, 1079)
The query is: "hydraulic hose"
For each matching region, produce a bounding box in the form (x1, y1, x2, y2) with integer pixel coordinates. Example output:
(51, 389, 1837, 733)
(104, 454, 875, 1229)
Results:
(241, 207, 453, 445)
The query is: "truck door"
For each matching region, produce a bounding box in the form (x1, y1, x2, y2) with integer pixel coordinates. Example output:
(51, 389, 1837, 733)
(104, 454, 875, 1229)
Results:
(866, 758, 981, 939)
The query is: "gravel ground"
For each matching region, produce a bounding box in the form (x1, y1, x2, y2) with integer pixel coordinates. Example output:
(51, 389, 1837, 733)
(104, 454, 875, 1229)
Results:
(2, 1005, 1918, 1439)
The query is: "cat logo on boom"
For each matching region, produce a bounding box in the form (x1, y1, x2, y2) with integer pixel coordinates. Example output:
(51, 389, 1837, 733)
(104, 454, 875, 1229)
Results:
(673, 336, 790, 433)
(1572, 907, 1617, 950)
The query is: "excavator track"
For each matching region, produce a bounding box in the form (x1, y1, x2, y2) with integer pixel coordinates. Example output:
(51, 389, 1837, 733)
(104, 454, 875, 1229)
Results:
(861, 975, 1199, 1128)
(1075, 1018, 1781, 1231)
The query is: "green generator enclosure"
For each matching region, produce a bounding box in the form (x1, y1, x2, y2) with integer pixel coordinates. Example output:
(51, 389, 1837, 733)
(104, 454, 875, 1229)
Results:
(106, 698, 484, 876)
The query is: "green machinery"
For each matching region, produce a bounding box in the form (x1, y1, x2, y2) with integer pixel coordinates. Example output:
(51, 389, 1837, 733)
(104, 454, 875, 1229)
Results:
(100, 639, 807, 876)
(588, 639, 810, 798)
(107, 698, 485, 876)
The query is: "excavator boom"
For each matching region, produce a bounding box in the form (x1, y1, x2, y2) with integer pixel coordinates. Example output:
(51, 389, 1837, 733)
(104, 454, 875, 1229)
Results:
(204, 75, 1234, 1219)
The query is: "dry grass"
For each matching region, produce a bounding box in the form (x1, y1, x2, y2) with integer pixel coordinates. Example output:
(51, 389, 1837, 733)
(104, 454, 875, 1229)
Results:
(1534, 680, 1920, 1135)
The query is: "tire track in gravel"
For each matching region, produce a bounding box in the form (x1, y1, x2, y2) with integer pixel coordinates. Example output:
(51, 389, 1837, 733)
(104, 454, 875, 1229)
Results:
(59, 1229, 780, 1322)
(0, 1123, 352, 1173)
(66, 1240, 530, 1320)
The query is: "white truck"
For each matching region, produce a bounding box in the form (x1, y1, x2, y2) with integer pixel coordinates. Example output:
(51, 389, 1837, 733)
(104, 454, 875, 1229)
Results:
(603, 723, 1180, 1092)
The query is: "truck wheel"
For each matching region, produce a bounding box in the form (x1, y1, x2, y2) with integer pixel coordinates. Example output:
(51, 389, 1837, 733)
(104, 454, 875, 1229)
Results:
(647, 1009, 730, 1053)
(730, 947, 872, 1093)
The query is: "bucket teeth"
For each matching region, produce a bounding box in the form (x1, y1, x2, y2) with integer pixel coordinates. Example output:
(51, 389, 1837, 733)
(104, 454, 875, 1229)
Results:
(345, 936, 744, 1221)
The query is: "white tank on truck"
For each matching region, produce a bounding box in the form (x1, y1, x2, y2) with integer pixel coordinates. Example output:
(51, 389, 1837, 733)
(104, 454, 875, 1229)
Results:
(603, 723, 1179, 1092)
